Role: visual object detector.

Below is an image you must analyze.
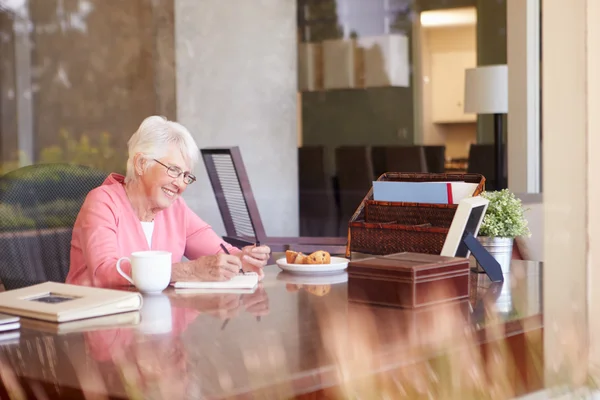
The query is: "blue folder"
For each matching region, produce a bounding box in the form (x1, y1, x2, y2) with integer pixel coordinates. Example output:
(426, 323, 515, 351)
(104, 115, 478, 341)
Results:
(372, 181, 450, 204)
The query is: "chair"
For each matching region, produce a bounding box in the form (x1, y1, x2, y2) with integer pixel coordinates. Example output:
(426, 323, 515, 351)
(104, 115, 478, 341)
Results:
(200, 147, 347, 254)
(0, 163, 107, 290)
(335, 146, 374, 236)
(298, 146, 338, 237)
(467, 144, 498, 190)
(423, 145, 446, 173)
(382, 146, 428, 173)
(370, 146, 387, 179)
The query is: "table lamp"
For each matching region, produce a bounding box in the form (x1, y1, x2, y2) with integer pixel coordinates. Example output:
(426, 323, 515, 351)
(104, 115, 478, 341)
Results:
(464, 65, 508, 189)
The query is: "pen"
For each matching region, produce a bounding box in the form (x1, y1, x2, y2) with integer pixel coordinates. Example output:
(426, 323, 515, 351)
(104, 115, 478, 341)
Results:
(221, 318, 230, 330)
(220, 243, 245, 275)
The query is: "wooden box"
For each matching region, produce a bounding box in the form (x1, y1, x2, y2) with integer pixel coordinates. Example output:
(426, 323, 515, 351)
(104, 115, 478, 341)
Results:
(347, 252, 470, 309)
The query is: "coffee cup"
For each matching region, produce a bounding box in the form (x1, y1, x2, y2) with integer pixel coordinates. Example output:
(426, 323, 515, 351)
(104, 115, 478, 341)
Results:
(116, 251, 172, 293)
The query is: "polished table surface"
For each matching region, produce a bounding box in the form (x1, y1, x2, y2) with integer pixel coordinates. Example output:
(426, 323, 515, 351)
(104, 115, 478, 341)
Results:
(0, 258, 543, 399)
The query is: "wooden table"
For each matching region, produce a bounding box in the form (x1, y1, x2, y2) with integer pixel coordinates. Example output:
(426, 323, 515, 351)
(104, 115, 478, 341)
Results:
(0, 259, 543, 399)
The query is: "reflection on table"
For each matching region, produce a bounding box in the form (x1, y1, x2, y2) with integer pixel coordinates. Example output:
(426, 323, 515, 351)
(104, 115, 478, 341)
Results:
(0, 260, 542, 399)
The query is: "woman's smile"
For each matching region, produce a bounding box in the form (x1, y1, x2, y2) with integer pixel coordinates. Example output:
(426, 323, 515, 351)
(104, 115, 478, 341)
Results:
(162, 187, 178, 199)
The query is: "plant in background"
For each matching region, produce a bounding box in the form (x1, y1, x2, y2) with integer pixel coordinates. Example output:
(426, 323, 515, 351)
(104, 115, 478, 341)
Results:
(39, 129, 125, 174)
(0, 204, 35, 231)
(0, 151, 30, 176)
(1, 130, 126, 177)
(479, 189, 531, 239)
(0, 129, 117, 231)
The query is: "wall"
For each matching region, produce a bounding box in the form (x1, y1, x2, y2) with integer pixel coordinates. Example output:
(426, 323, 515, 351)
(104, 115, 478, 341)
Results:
(175, 0, 299, 237)
(476, 0, 507, 144)
(301, 87, 414, 175)
(420, 24, 477, 159)
(542, 0, 600, 383)
(441, 124, 477, 159)
(506, 0, 541, 193)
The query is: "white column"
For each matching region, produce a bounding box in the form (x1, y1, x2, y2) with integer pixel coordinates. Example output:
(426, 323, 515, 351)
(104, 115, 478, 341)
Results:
(507, 0, 540, 193)
(587, 0, 600, 377)
(411, 9, 424, 145)
(175, 0, 298, 237)
(542, 0, 600, 388)
(12, 0, 34, 166)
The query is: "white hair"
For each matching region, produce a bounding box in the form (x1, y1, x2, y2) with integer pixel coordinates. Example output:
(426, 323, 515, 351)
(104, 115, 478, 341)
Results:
(125, 116, 200, 183)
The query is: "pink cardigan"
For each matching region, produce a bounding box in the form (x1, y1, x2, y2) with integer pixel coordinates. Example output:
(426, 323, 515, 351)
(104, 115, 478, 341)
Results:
(66, 173, 237, 287)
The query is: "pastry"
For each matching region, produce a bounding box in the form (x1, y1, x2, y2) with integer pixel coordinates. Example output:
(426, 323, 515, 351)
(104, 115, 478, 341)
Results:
(305, 250, 331, 265)
(294, 252, 308, 264)
(286, 250, 298, 264)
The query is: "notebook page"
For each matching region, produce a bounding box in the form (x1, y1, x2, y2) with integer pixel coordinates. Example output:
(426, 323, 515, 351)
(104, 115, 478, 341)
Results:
(172, 272, 259, 289)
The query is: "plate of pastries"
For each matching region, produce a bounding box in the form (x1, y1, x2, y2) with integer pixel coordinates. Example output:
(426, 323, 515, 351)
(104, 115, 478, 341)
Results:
(275, 250, 349, 274)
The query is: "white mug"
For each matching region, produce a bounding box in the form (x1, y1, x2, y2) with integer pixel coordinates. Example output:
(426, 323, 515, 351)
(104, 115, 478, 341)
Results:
(116, 251, 172, 294)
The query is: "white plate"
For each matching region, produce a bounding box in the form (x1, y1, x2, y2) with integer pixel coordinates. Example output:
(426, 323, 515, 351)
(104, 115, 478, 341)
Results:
(276, 271, 348, 285)
(275, 256, 349, 274)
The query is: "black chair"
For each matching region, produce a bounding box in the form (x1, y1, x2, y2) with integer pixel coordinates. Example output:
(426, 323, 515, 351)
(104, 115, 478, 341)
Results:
(335, 146, 374, 236)
(0, 163, 107, 290)
(201, 147, 347, 254)
(298, 146, 338, 237)
(467, 144, 498, 190)
(382, 146, 428, 173)
(370, 146, 387, 179)
(371, 145, 429, 178)
(423, 145, 446, 173)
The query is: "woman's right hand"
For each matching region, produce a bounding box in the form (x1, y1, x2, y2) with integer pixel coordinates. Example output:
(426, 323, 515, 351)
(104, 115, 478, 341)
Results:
(193, 254, 242, 281)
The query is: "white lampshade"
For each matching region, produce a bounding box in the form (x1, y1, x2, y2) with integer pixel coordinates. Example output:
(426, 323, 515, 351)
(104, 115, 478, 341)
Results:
(464, 65, 508, 114)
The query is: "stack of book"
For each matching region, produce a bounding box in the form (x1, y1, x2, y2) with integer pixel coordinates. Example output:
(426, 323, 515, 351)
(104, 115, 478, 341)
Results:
(0, 313, 20, 344)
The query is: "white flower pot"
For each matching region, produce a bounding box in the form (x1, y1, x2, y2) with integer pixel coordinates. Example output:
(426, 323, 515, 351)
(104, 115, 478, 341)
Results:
(476, 236, 513, 274)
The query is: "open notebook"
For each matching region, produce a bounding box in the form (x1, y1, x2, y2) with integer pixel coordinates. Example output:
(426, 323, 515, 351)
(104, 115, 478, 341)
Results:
(172, 272, 259, 290)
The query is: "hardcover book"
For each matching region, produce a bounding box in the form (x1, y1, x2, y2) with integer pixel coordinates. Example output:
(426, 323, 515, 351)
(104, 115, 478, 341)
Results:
(0, 282, 143, 323)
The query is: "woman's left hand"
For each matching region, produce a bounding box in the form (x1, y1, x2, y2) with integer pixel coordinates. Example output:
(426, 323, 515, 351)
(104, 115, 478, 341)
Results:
(239, 245, 271, 279)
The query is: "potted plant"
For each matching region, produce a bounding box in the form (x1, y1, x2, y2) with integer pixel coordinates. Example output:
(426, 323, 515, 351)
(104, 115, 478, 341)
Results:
(477, 189, 531, 273)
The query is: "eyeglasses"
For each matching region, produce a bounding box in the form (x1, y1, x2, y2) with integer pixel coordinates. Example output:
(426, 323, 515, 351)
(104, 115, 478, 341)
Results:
(153, 159, 196, 185)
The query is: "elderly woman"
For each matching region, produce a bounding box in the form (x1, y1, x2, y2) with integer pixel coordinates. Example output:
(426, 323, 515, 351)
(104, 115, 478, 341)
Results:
(66, 116, 271, 287)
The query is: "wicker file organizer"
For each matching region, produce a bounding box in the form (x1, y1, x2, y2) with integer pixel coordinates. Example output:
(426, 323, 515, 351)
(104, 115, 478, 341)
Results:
(345, 172, 485, 257)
